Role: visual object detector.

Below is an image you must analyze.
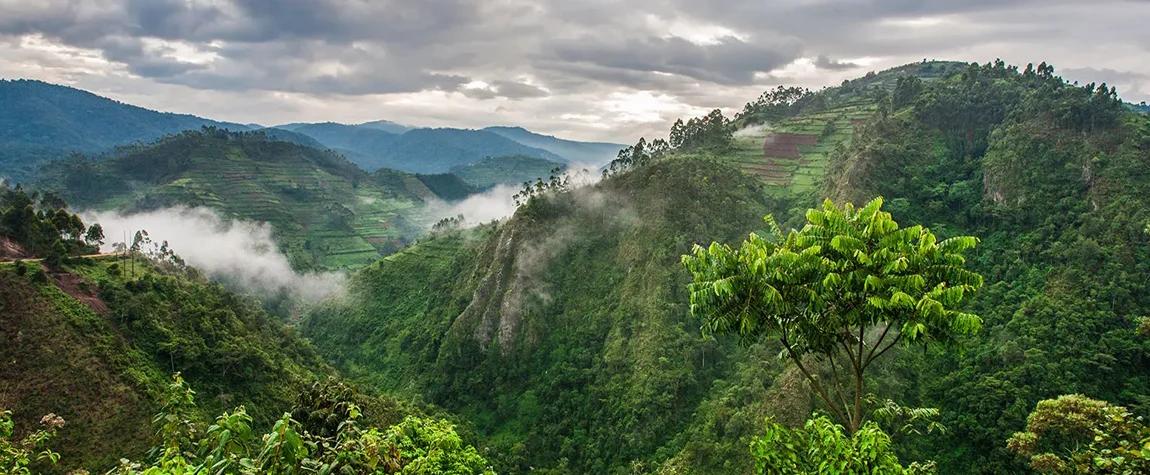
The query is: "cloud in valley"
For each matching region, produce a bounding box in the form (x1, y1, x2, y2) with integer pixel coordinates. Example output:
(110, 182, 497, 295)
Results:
(84, 206, 345, 301)
(1, 0, 1148, 143)
(426, 184, 521, 226)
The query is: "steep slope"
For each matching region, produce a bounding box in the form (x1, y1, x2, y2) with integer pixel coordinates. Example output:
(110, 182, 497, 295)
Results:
(0, 79, 250, 182)
(484, 126, 626, 166)
(303, 61, 1150, 475)
(0, 257, 331, 473)
(820, 62, 1150, 474)
(303, 157, 799, 473)
(449, 154, 566, 188)
(36, 129, 456, 269)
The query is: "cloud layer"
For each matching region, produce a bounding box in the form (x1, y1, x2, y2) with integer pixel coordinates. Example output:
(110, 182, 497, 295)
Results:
(84, 206, 345, 301)
(2, 0, 1148, 142)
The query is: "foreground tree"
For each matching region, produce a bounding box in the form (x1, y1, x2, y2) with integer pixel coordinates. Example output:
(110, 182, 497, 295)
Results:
(106, 374, 494, 475)
(1007, 394, 1150, 474)
(751, 416, 935, 475)
(682, 198, 983, 434)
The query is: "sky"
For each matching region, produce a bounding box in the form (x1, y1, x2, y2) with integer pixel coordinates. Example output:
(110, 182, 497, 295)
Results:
(2, 0, 1149, 144)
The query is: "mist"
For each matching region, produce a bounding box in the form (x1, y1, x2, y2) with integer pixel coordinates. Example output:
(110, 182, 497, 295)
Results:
(425, 184, 520, 226)
(733, 123, 772, 138)
(424, 165, 603, 227)
(83, 206, 345, 301)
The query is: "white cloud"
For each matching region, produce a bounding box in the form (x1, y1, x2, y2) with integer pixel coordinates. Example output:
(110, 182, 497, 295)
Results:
(83, 207, 345, 301)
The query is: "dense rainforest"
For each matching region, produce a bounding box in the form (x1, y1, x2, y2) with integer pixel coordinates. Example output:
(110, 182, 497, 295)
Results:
(2, 60, 1149, 474)
(302, 60, 1150, 474)
(0, 188, 494, 474)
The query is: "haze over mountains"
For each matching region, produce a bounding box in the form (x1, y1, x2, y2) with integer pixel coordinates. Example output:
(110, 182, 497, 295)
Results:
(0, 79, 626, 181)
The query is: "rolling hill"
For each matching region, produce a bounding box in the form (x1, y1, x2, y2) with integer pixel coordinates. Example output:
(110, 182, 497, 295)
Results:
(279, 123, 569, 174)
(0, 79, 251, 182)
(269, 122, 401, 171)
(449, 154, 566, 188)
(484, 126, 626, 166)
(36, 128, 472, 269)
(357, 119, 414, 134)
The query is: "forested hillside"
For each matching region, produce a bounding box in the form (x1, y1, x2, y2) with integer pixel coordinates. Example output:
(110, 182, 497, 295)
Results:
(4, 60, 1148, 475)
(0, 187, 330, 471)
(273, 122, 571, 174)
(36, 128, 464, 269)
(302, 61, 1150, 474)
(269, 123, 401, 172)
(822, 60, 1150, 473)
(483, 126, 626, 166)
(362, 128, 567, 174)
(303, 156, 803, 474)
(0, 80, 249, 182)
(450, 154, 566, 188)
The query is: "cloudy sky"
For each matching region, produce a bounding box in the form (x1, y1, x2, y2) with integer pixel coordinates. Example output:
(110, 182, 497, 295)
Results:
(2, 0, 1149, 143)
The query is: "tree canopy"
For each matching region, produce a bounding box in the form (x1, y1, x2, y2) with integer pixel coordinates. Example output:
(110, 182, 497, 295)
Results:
(1007, 394, 1150, 474)
(682, 198, 983, 433)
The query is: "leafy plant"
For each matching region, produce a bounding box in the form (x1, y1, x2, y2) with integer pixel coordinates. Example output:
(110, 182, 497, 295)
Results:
(0, 410, 65, 475)
(750, 416, 935, 475)
(682, 198, 983, 433)
(1007, 394, 1150, 474)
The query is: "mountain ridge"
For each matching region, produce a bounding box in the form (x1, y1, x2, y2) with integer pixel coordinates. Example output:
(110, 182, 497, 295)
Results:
(0, 79, 252, 182)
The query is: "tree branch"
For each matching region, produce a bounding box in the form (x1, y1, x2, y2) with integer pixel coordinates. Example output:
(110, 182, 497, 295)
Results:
(868, 333, 904, 369)
(827, 350, 854, 428)
(781, 329, 851, 428)
(855, 324, 865, 433)
(865, 322, 893, 366)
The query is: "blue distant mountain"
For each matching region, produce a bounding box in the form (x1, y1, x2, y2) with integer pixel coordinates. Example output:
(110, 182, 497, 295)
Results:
(277, 122, 575, 174)
(483, 126, 626, 166)
(0, 79, 251, 182)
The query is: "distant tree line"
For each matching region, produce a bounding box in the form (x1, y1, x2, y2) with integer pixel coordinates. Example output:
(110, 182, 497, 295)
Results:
(0, 184, 103, 266)
(604, 108, 734, 177)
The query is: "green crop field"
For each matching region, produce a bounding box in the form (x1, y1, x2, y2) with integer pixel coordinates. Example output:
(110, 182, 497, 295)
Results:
(38, 129, 453, 270)
(728, 104, 875, 193)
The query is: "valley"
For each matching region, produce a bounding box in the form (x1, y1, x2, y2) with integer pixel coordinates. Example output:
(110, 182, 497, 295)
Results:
(2, 59, 1149, 475)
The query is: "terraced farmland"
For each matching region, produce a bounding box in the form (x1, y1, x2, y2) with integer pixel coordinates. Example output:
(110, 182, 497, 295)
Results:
(727, 103, 874, 192)
(40, 129, 456, 270)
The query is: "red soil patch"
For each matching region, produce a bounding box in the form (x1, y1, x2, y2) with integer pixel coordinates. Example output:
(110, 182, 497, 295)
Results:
(0, 235, 32, 261)
(50, 271, 111, 316)
(850, 119, 868, 126)
(764, 133, 819, 159)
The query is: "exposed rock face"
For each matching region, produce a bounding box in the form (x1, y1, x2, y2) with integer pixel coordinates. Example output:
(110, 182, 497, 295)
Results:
(451, 225, 520, 354)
